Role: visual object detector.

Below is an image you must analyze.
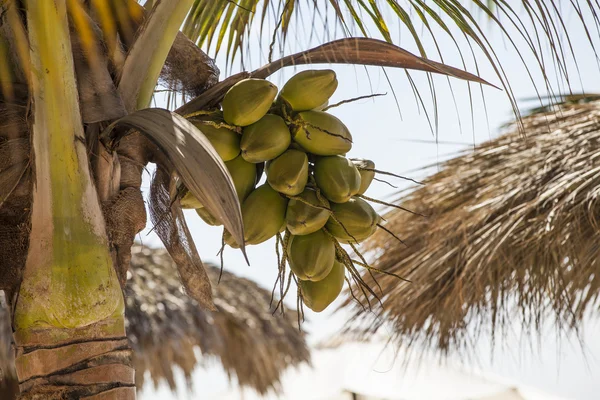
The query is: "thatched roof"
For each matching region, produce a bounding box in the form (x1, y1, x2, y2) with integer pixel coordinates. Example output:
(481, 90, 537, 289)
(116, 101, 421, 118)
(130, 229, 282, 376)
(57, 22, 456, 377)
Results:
(342, 101, 600, 352)
(0, 244, 309, 395)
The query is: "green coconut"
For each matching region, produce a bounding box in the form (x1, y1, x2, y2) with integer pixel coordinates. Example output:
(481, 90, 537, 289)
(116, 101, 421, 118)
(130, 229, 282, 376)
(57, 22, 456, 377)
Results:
(223, 229, 240, 249)
(325, 197, 380, 243)
(299, 259, 345, 312)
(293, 111, 352, 156)
(314, 156, 361, 203)
(313, 100, 329, 111)
(352, 158, 375, 195)
(180, 189, 203, 209)
(222, 78, 278, 126)
(225, 155, 257, 203)
(241, 184, 288, 245)
(267, 149, 309, 196)
(196, 207, 221, 226)
(287, 230, 335, 282)
(279, 69, 338, 112)
(241, 114, 291, 163)
(286, 188, 330, 235)
(191, 120, 240, 162)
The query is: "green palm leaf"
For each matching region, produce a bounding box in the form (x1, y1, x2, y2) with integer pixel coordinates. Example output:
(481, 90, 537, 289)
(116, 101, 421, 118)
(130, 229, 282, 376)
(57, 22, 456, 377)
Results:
(182, 0, 600, 120)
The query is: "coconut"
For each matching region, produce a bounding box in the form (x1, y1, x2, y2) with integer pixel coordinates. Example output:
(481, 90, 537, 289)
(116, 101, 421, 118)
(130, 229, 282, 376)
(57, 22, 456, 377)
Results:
(293, 111, 352, 156)
(286, 188, 330, 235)
(241, 114, 291, 163)
(191, 120, 240, 162)
(279, 69, 338, 112)
(196, 207, 221, 226)
(299, 259, 345, 312)
(313, 100, 329, 111)
(241, 184, 288, 245)
(223, 229, 240, 249)
(267, 149, 308, 196)
(314, 156, 361, 203)
(225, 154, 257, 203)
(351, 158, 375, 195)
(222, 79, 278, 126)
(325, 197, 380, 243)
(287, 230, 335, 282)
(180, 190, 203, 209)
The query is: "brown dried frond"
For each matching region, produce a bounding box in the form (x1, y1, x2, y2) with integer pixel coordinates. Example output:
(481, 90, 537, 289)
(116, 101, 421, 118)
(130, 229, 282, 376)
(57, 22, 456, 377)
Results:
(126, 244, 310, 394)
(342, 101, 600, 354)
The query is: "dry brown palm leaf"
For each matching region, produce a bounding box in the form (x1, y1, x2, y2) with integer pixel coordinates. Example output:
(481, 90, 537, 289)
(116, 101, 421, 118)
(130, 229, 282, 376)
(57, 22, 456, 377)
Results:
(341, 100, 600, 353)
(0, 244, 309, 397)
(177, 37, 495, 116)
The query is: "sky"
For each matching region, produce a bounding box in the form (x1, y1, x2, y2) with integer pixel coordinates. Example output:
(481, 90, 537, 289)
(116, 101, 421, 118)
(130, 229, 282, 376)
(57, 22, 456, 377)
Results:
(140, 3, 600, 400)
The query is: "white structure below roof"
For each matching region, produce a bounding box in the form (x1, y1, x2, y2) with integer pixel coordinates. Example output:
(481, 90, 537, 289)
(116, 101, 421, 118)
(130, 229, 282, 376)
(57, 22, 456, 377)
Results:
(207, 342, 569, 400)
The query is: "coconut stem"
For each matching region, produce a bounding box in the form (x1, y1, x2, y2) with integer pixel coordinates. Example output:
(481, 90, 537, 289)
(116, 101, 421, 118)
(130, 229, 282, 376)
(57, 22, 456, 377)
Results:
(345, 276, 367, 312)
(278, 270, 294, 313)
(328, 234, 382, 310)
(190, 119, 242, 134)
(322, 93, 386, 112)
(270, 233, 283, 309)
(347, 263, 373, 311)
(298, 120, 353, 143)
(373, 176, 399, 189)
(358, 167, 423, 185)
(351, 258, 411, 283)
(348, 241, 383, 295)
(281, 231, 291, 304)
(308, 178, 361, 244)
(286, 193, 332, 212)
(272, 231, 292, 315)
(346, 258, 382, 309)
(358, 194, 428, 218)
(311, 181, 329, 207)
(295, 275, 305, 329)
(376, 223, 408, 248)
(182, 109, 218, 118)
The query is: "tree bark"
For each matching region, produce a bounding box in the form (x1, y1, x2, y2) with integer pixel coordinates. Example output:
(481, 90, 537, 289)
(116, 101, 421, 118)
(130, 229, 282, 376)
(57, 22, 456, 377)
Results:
(14, 332, 134, 400)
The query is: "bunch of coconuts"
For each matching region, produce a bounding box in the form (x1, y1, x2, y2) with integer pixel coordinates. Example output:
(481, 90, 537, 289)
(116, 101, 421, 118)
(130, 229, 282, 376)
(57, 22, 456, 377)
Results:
(180, 69, 386, 313)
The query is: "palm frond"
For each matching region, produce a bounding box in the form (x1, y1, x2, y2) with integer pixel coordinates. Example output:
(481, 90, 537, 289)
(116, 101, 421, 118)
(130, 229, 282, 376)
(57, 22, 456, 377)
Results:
(519, 92, 600, 117)
(340, 99, 600, 353)
(183, 1, 600, 122)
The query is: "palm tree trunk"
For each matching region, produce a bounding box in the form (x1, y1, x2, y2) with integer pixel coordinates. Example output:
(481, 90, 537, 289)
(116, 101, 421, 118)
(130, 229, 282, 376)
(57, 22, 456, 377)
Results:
(13, 334, 134, 399)
(9, 2, 134, 398)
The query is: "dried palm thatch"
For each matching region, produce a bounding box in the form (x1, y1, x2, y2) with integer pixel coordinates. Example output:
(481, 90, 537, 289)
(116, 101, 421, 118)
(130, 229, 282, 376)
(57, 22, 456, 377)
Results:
(0, 244, 309, 396)
(342, 100, 600, 353)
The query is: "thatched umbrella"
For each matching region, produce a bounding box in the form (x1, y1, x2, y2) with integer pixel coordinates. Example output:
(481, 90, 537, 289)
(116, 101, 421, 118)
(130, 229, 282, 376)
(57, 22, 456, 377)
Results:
(342, 100, 600, 352)
(0, 244, 309, 397)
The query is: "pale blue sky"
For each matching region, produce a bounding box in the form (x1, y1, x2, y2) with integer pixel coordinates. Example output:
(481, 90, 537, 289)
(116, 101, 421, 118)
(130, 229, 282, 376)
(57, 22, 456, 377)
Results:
(140, 4, 600, 399)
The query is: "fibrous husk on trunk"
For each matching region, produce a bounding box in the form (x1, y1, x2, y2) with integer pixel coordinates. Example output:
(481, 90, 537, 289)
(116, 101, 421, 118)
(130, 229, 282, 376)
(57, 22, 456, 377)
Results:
(160, 32, 220, 97)
(0, 111, 30, 293)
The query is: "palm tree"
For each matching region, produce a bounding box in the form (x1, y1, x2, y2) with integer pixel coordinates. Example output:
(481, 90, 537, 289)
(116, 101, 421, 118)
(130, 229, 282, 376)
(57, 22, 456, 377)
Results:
(0, 1, 596, 398)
